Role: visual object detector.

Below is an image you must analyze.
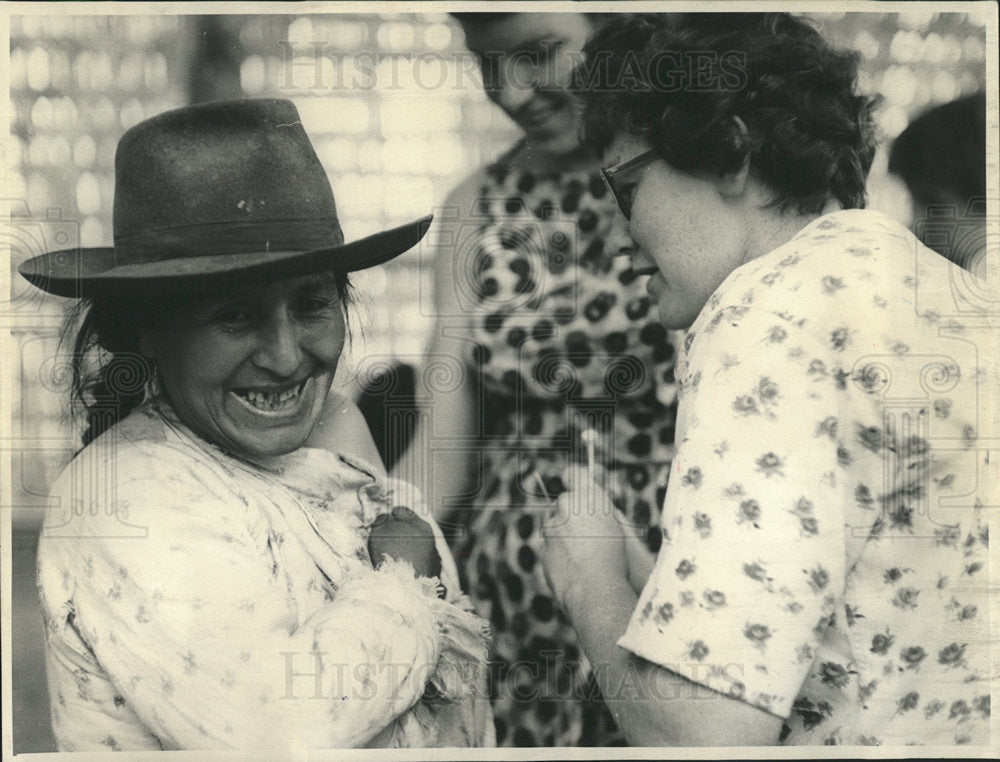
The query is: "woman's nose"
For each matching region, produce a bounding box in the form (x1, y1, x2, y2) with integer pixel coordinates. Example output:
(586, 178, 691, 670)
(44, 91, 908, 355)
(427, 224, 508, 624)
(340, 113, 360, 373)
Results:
(605, 212, 638, 258)
(252, 313, 303, 377)
(492, 61, 536, 112)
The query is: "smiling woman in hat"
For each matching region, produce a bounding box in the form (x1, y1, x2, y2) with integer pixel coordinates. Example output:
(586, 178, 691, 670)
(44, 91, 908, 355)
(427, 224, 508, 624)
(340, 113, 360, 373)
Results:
(22, 98, 493, 751)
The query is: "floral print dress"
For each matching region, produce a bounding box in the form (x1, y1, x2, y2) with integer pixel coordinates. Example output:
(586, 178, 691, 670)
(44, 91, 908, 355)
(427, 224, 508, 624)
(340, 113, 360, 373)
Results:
(619, 210, 992, 745)
(36, 399, 494, 751)
(451, 145, 679, 746)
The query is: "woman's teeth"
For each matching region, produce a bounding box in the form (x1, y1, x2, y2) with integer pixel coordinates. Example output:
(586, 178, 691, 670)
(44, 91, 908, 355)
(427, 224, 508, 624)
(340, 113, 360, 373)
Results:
(233, 380, 307, 412)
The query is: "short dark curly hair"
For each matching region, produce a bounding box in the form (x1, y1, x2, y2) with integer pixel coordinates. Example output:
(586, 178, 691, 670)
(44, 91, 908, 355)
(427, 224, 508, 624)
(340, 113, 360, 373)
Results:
(574, 13, 878, 214)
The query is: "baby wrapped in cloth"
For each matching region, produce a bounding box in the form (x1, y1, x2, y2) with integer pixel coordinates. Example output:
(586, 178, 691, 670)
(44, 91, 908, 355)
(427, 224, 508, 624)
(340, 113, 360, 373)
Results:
(37, 398, 494, 750)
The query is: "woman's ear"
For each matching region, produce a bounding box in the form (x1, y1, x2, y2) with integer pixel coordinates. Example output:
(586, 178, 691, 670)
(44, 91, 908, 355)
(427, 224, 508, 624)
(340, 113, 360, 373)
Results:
(715, 116, 751, 200)
(715, 160, 750, 200)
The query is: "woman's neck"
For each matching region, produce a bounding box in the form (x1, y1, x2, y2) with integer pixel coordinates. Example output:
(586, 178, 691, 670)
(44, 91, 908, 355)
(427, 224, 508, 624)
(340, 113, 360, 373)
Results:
(741, 198, 842, 266)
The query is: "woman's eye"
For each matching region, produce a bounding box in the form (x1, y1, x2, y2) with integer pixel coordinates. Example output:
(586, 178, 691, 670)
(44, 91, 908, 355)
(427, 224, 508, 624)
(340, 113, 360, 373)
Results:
(534, 39, 564, 63)
(214, 307, 255, 326)
(299, 299, 331, 313)
(479, 58, 502, 92)
(295, 295, 338, 316)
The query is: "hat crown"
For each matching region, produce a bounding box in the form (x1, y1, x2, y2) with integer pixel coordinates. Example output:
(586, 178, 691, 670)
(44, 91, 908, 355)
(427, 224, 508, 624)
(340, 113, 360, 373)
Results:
(113, 98, 338, 244)
(18, 97, 432, 298)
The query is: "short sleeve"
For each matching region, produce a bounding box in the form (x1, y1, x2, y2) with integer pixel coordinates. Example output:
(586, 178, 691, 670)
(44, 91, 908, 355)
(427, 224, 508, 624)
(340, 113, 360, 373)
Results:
(618, 306, 850, 718)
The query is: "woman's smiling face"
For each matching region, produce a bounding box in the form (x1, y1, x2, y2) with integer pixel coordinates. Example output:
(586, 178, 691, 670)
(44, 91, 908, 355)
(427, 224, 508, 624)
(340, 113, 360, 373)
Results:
(461, 13, 591, 153)
(142, 273, 346, 460)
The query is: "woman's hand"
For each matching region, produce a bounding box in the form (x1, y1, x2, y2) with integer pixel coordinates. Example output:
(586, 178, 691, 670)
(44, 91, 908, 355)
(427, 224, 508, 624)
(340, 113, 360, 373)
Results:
(625, 529, 657, 595)
(367, 506, 443, 580)
(541, 464, 629, 613)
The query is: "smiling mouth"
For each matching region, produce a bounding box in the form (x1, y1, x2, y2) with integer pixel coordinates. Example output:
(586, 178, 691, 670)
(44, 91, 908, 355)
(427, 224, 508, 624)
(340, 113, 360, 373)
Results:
(519, 103, 557, 127)
(230, 378, 310, 414)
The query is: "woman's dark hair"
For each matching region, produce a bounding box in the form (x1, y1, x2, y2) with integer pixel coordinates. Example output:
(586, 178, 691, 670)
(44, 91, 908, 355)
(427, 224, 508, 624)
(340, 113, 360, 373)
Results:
(65, 271, 352, 448)
(574, 13, 878, 214)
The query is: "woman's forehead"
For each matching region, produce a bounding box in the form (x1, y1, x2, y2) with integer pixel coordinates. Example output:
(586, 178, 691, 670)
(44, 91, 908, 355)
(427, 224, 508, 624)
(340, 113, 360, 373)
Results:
(605, 134, 650, 167)
(462, 13, 588, 54)
(174, 272, 339, 309)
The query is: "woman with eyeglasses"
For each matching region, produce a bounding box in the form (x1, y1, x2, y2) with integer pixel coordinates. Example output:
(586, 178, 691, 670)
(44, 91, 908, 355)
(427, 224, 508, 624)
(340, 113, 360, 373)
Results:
(392, 12, 679, 747)
(541, 13, 991, 747)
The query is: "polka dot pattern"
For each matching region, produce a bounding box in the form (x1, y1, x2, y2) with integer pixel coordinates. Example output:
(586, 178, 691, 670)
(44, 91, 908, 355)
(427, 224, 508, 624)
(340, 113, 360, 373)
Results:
(451, 146, 679, 747)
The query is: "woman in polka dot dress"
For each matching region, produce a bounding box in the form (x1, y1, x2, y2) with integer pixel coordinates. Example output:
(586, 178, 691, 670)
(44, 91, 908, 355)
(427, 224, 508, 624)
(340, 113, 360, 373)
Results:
(392, 12, 679, 747)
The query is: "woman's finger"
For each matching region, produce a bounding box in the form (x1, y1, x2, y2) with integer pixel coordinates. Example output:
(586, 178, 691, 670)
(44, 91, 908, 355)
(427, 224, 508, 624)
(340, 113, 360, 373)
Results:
(562, 463, 591, 492)
(542, 494, 568, 535)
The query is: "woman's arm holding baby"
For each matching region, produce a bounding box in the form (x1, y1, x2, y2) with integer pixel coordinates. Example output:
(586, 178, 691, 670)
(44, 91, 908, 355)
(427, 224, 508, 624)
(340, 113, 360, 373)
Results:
(306, 392, 446, 582)
(306, 390, 387, 477)
(42, 448, 460, 749)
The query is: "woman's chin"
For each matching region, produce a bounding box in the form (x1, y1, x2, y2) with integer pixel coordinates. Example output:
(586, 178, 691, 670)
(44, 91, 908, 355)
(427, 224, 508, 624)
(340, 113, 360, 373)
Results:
(223, 426, 315, 461)
(521, 110, 582, 154)
(654, 302, 695, 332)
(531, 130, 582, 156)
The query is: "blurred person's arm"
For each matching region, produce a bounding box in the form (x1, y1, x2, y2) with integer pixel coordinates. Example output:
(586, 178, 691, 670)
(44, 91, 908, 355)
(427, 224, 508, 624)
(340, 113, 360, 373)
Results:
(391, 175, 482, 524)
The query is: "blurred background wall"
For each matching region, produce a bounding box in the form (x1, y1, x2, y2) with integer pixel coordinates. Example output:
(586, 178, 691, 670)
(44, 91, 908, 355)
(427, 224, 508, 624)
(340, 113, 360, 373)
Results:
(5, 8, 990, 753)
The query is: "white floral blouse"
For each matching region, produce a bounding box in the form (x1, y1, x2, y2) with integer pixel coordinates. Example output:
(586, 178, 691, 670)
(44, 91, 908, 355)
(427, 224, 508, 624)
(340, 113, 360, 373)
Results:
(36, 399, 494, 751)
(619, 210, 992, 746)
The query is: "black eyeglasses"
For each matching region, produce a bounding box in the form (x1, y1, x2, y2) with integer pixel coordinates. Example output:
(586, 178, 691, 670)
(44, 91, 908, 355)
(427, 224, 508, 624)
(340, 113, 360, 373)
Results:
(600, 149, 661, 220)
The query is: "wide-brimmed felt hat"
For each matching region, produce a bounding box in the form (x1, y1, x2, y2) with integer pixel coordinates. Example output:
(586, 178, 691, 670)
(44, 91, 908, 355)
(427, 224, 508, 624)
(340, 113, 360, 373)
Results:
(19, 98, 432, 298)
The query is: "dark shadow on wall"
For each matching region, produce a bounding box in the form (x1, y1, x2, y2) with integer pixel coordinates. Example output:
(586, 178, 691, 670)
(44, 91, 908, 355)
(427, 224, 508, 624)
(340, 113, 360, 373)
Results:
(188, 15, 244, 104)
(12, 523, 58, 753)
(356, 362, 418, 474)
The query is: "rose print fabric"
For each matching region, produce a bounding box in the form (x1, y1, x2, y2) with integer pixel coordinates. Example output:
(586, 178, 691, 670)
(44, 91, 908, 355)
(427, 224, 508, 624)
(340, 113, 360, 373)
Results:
(37, 399, 494, 751)
(619, 210, 992, 745)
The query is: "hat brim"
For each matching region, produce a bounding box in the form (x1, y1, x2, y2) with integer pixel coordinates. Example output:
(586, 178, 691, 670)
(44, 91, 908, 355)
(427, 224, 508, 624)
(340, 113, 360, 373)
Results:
(18, 214, 433, 299)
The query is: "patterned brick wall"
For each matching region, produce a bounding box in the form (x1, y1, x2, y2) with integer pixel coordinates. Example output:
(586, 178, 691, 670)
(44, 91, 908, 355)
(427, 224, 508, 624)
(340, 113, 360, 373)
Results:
(6, 10, 988, 522)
